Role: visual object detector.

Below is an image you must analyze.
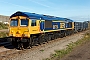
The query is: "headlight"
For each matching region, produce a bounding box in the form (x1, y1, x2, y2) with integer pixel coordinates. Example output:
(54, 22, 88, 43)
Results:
(22, 34, 28, 37)
(11, 31, 13, 33)
(10, 34, 13, 36)
(24, 34, 28, 36)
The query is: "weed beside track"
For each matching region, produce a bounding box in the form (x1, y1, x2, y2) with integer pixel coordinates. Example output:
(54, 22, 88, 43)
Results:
(45, 30, 90, 60)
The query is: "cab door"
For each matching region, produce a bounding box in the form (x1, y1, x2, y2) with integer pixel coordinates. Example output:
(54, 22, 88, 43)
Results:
(30, 19, 40, 34)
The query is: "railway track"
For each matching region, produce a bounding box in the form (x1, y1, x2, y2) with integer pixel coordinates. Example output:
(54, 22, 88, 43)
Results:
(0, 30, 89, 60)
(0, 38, 13, 47)
(0, 38, 21, 60)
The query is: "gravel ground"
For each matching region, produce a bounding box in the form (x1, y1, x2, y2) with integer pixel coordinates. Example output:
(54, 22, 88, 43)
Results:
(5, 31, 86, 60)
(0, 47, 11, 52)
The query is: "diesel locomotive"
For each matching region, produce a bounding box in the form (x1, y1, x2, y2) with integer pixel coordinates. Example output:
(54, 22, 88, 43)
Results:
(8, 11, 88, 49)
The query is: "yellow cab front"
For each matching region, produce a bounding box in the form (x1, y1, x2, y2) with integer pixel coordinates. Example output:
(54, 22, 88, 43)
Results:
(9, 16, 30, 38)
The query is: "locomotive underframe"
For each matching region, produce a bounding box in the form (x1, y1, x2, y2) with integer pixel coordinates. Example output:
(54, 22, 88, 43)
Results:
(8, 29, 74, 50)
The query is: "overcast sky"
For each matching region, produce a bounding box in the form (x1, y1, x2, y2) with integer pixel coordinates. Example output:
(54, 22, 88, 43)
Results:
(0, 0, 90, 21)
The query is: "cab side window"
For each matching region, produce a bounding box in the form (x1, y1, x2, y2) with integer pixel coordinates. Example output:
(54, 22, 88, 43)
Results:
(31, 20, 36, 26)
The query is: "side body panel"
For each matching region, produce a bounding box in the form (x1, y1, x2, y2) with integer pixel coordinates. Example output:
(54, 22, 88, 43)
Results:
(40, 20, 66, 32)
(65, 22, 74, 30)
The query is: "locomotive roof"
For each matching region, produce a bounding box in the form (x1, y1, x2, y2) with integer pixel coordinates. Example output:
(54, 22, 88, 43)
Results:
(10, 11, 73, 22)
(64, 18, 73, 22)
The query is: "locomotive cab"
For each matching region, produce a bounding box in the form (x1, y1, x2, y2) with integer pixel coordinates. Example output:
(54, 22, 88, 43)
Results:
(9, 16, 40, 38)
(9, 16, 29, 38)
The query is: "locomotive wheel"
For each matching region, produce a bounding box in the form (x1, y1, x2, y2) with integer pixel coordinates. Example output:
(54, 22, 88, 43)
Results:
(12, 39, 18, 47)
(45, 34, 49, 43)
(54, 34, 57, 39)
(38, 35, 43, 45)
(60, 33, 64, 38)
(42, 35, 45, 43)
(51, 34, 55, 40)
(48, 35, 51, 41)
(28, 37, 33, 48)
(18, 42, 24, 50)
(12, 41, 16, 47)
(64, 33, 66, 37)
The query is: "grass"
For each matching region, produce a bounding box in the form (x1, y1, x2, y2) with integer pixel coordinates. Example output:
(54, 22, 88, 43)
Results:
(0, 22, 8, 38)
(44, 30, 90, 60)
(40, 49, 44, 52)
(0, 32, 8, 38)
(0, 22, 8, 29)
